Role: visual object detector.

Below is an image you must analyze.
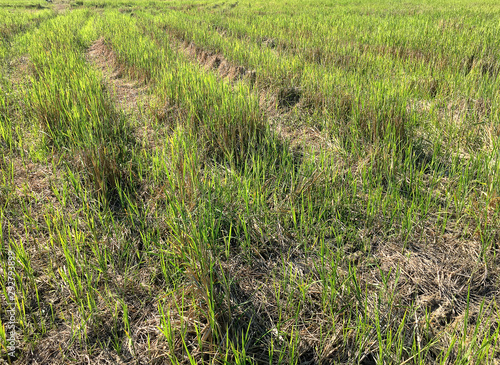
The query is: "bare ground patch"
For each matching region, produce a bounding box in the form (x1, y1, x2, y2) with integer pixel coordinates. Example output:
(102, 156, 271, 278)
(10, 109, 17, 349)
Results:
(86, 38, 158, 147)
(270, 113, 341, 157)
(53, 0, 71, 13)
(86, 38, 145, 116)
(181, 40, 257, 86)
(363, 230, 500, 360)
(7, 56, 31, 90)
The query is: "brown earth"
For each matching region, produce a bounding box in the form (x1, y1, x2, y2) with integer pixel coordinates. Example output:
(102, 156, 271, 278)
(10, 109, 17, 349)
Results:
(182, 40, 257, 86)
(86, 38, 145, 115)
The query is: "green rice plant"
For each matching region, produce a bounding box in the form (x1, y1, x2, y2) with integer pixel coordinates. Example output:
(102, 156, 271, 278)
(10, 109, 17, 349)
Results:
(0, 80, 14, 150)
(18, 11, 138, 207)
(0, 7, 54, 46)
(100, 10, 268, 166)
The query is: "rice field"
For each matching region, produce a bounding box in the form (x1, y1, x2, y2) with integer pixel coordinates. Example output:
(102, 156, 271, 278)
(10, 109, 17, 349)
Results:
(0, 0, 499, 363)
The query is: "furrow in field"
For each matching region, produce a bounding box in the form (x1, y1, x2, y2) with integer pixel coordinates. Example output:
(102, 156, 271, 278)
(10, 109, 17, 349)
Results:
(148, 24, 261, 91)
(180, 40, 257, 87)
(161, 29, 336, 154)
(84, 37, 162, 150)
(86, 37, 144, 116)
(51, 0, 70, 13)
(150, 16, 419, 154)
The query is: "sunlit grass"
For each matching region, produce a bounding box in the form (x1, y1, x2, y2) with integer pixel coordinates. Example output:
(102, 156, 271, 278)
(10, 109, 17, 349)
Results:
(0, 0, 499, 364)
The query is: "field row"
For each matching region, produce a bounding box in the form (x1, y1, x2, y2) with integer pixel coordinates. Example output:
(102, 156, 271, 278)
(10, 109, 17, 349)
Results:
(0, 2, 499, 364)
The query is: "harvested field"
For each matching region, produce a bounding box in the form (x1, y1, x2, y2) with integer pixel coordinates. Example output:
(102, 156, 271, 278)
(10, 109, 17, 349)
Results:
(1, 0, 500, 364)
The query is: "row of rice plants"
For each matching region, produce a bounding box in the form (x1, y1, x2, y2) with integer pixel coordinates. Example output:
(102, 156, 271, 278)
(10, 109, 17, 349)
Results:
(90, 8, 500, 363)
(0, 7, 55, 46)
(0, 7, 60, 156)
(138, 4, 499, 159)
(97, 10, 266, 164)
(87, 10, 396, 363)
(0, 0, 499, 363)
(1, 9, 144, 360)
(20, 10, 139, 205)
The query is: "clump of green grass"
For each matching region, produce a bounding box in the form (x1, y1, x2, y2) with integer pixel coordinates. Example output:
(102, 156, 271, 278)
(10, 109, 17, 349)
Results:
(77, 143, 134, 206)
(19, 10, 138, 208)
(0, 79, 13, 150)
